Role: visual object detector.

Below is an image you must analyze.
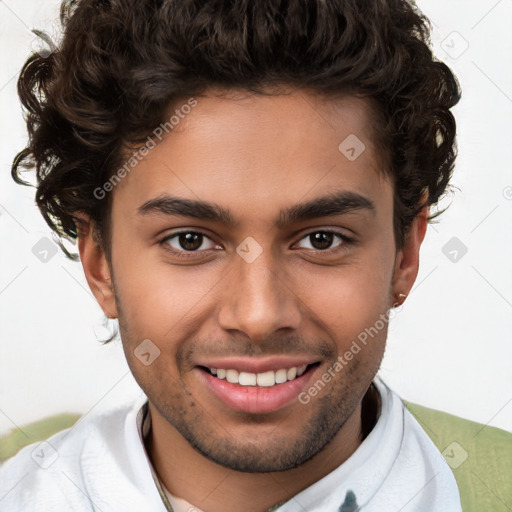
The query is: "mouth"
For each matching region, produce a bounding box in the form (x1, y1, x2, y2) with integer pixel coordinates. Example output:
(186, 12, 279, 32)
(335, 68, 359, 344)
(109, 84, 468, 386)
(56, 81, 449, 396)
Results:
(199, 363, 319, 387)
(195, 362, 321, 414)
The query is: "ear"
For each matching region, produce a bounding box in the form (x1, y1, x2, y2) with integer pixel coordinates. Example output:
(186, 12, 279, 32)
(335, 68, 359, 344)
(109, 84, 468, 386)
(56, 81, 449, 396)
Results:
(75, 214, 118, 319)
(391, 205, 429, 306)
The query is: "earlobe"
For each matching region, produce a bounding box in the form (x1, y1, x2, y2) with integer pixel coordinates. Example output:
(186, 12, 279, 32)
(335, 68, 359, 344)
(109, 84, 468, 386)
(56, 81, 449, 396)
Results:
(75, 214, 118, 319)
(391, 206, 429, 307)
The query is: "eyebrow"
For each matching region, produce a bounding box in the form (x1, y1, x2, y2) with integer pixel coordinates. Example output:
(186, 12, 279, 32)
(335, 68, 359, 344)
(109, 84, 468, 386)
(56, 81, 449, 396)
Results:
(137, 190, 376, 227)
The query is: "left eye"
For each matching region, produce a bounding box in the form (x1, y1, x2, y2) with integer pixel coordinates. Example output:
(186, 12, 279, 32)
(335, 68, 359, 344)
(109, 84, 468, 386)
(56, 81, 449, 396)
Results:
(163, 232, 219, 252)
(295, 231, 348, 251)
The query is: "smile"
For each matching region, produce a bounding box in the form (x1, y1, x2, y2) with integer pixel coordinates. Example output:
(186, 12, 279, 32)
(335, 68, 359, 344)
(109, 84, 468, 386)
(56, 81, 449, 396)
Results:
(196, 362, 320, 414)
(206, 365, 308, 387)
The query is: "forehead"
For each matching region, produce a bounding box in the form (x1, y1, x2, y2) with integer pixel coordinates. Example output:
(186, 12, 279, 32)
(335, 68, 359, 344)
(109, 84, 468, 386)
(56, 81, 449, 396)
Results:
(111, 89, 392, 225)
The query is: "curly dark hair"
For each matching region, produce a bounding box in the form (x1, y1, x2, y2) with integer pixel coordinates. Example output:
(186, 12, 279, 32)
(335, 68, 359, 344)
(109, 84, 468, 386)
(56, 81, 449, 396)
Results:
(12, 0, 460, 262)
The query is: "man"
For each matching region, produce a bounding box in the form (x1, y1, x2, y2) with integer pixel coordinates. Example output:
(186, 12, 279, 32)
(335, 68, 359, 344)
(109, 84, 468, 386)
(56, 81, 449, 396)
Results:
(0, 0, 465, 510)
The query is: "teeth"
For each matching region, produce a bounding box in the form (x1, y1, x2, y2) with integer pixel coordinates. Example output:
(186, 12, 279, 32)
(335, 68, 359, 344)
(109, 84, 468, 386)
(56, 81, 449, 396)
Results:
(226, 369, 239, 384)
(257, 371, 275, 387)
(287, 367, 297, 380)
(239, 372, 257, 386)
(275, 369, 287, 384)
(207, 365, 310, 387)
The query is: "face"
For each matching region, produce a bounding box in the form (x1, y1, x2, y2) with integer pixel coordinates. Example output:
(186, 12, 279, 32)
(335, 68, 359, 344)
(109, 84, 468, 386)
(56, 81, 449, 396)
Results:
(81, 89, 420, 473)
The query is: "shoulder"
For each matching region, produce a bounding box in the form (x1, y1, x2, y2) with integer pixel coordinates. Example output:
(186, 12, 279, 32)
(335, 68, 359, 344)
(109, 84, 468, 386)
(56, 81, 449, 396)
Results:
(0, 398, 159, 511)
(404, 401, 512, 512)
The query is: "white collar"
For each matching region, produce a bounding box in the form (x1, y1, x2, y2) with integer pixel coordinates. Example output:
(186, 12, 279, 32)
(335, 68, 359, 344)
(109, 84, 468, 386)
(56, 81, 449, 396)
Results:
(134, 377, 460, 512)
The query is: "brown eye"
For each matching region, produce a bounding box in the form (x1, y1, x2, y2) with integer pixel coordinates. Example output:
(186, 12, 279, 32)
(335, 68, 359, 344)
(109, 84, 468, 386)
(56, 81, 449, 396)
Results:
(162, 231, 219, 254)
(296, 231, 348, 251)
(178, 232, 203, 251)
(309, 232, 334, 250)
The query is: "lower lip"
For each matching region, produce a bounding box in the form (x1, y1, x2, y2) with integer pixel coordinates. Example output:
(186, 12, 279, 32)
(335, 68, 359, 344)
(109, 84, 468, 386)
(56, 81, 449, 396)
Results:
(197, 367, 316, 414)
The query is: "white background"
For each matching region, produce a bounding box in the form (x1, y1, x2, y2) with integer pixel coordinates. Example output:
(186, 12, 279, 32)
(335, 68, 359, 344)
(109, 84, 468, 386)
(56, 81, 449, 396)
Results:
(0, 0, 511, 437)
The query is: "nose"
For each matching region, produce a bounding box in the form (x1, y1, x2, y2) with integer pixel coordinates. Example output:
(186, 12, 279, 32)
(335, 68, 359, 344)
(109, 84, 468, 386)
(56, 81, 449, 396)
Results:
(217, 248, 302, 343)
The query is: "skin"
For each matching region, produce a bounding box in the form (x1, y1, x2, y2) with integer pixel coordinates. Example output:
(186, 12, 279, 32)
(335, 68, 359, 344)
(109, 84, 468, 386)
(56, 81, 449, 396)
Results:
(78, 88, 427, 512)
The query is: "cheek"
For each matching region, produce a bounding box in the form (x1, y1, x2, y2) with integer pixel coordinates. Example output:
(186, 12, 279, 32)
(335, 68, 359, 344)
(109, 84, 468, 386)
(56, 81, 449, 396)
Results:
(295, 256, 393, 330)
(288, 244, 394, 366)
(112, 243, 222, 339)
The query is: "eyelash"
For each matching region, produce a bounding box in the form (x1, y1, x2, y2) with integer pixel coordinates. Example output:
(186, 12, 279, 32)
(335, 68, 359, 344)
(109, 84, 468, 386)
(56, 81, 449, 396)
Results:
(159, 229, 354, 260)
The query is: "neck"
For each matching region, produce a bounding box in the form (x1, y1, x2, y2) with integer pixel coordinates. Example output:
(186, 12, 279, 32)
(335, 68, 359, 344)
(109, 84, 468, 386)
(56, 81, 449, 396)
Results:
(145, 386, 379, 512)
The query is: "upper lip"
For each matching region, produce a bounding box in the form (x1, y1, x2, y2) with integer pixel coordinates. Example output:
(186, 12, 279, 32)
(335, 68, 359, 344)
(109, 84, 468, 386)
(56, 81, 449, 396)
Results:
(195, 356, 319, 374)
